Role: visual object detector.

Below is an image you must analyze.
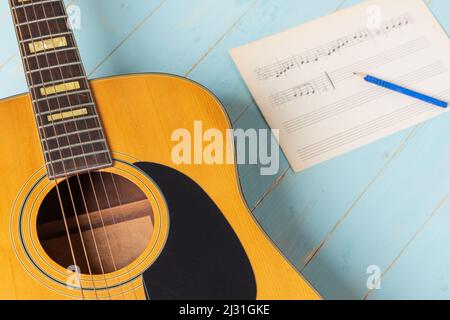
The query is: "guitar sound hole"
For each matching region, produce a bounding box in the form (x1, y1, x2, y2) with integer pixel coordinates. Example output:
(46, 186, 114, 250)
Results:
(37, 172, 154, 275)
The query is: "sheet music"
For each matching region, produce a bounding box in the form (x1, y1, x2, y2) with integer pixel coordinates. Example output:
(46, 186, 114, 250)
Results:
(230, 0, 450, 172)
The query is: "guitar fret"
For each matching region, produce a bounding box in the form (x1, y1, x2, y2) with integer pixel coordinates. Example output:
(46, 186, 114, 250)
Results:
(26, 61, 82, 74)
(46, 150, 111, 166)
(23, 47, 77, 59)
(49, 162, 113, 180)
(45, 139, 109, 165)
(41, 128, 103, 142)
(19, 31, 72, 44)
(15, 15, 67, 27)
(38, 102, 96, 117)
(33, 93, 93, 113)
(12, 0, 66, 26)
(9, 0, 112, 179)
(13, 0, 62, 10)
(39, 115, 99, 129)
(29, 76, 86, 90)
(33, 90, 91, 103)
(44, 139, 107, 154)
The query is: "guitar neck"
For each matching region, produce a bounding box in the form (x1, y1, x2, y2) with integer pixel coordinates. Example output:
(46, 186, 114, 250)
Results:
(8, 0, 112, 179)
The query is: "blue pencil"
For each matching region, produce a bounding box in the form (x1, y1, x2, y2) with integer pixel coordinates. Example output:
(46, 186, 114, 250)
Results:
(354, 72, 448, 109)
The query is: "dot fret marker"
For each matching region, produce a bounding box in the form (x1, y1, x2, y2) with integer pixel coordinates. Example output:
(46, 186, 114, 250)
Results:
(9, 0, 112, 179)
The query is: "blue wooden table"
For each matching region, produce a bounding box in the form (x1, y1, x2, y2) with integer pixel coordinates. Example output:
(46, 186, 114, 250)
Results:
(1, 0, 449, 299)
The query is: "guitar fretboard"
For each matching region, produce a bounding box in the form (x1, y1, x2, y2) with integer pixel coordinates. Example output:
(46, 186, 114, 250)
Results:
(9, 0, 112, 179)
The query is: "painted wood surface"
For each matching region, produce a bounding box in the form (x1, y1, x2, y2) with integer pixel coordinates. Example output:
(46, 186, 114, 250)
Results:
(0, 0, 449, 299)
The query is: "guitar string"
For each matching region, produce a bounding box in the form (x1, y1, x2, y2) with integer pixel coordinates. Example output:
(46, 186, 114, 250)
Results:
(49, 0, 140, 300)
(54, 0, 151, 300)
(107, 173, 142, 300)
(8, 0, 90, 300)
(12, 0, 145, 300)
(32, 0, 120, 300)
(19, 0, 105, 300)
(17, 0, 106, 300)
(38, 0, 124, 300)
(52, 3, 148, 299)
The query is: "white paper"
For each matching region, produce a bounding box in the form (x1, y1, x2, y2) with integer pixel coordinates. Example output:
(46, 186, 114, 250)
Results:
(230, 0, 450, 172)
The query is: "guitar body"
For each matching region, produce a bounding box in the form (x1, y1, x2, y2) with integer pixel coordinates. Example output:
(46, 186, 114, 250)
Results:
(0, 73, 319, 300)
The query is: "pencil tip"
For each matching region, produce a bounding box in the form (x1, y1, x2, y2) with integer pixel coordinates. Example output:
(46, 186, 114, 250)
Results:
(353, 72, 365, 77)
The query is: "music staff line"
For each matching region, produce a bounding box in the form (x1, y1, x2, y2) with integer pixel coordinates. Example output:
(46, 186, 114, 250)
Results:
(283, 61, 446, 133)
(270, 36, 431, 107)
(296, 89, 450, 161)
(255, 13, 412, 81)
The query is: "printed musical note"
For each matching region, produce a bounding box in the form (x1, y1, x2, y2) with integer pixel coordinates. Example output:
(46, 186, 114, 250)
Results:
(255, 13, 412, 81)
(270, 82, 316, 107)
(231, 0, 450, 173)
(269, 37, 430, 107)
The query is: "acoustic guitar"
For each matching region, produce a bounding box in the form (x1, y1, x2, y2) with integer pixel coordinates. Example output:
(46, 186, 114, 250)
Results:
(1, 0, 319, 300)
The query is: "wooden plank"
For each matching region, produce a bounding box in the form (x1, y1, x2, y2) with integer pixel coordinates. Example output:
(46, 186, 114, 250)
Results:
(72, 0, 165, 75)
(0, 0, 447, 300)
(0, 0, 164, 97)
(69, 0, 343, 208)
(88, 0, 258, 78)
(362, 0, 450, 300)
(0, 0, 342, 208)
(227, 0, 414, 297)
(0, 0, 29, 97)
(299, 0, 450, 299)
(367, 194, 450, 299)
(188, 0, 346, 122)
(187, 0, 346, 205)
(429, 0, 450, 36)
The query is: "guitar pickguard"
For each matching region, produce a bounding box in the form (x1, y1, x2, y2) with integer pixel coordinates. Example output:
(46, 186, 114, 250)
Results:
(135, 162, 257, 300)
